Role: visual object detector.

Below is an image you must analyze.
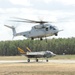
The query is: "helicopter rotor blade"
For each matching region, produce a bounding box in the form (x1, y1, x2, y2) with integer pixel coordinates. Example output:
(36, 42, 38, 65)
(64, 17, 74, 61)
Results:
(9, 20, 31, 23)
(11, 17, 43, 23)
(11, 17, 36, 22)
(10, 17, 53, 24)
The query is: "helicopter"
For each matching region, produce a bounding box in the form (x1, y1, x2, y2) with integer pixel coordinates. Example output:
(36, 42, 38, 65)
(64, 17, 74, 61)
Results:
(4, 18, 63, 40)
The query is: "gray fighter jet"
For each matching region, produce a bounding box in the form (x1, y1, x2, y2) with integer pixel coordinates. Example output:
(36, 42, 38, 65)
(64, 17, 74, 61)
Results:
(18, 47, 56, 62)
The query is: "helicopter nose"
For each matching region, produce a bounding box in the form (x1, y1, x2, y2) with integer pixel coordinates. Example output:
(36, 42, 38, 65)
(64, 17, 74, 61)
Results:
(57, 29, 63, 33)
(54, 29, 63, 36)
(54, 28, 59, 36)
(58, 29, 63, 32)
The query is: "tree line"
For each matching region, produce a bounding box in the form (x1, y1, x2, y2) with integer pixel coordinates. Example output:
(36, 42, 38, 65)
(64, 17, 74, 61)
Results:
(0, 38, 75, 56)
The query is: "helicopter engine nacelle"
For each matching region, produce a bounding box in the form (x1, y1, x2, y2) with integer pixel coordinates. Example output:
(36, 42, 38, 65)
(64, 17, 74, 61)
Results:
(33, 25, 44, 29)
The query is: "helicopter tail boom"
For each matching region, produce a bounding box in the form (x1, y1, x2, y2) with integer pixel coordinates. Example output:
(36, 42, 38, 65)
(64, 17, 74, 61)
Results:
(4, 25, 16, 38)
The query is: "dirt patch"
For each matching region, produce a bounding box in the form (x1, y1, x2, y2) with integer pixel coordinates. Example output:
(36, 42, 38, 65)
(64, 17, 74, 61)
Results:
(0, 63, 75, 75)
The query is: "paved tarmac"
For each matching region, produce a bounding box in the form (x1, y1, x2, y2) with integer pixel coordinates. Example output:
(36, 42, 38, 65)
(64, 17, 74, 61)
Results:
(0, 60, 75, 64)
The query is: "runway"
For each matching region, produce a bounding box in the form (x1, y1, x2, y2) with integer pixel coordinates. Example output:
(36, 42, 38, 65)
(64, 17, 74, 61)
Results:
(0, 60, 75, 64)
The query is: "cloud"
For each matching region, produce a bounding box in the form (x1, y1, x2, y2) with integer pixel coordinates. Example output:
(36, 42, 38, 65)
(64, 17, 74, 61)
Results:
(0, 8, 4, 13)
(56, 0, 75, 5)
(9, 0, 31, 6)
(40, 0, 75, 5)
(43, 0, 52, 3)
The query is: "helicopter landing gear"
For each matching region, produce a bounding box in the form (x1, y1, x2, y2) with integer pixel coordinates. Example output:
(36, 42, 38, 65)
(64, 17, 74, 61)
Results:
(40, 38, 43, 40)
(55, 33, 58, 36)
(31, 37, 34, 40)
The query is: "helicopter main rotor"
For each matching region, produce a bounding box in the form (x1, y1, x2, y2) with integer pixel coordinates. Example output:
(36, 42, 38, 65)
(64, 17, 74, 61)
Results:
(10, 17, 53, 24)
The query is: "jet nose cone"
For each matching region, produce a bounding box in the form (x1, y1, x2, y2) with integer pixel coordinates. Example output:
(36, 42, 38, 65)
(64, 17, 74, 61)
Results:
(53, 54, 56, 56)
(51, 53, 56, 57)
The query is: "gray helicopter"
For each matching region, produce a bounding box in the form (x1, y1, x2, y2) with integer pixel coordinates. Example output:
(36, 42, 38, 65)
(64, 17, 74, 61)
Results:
(5, 18, 62, 40)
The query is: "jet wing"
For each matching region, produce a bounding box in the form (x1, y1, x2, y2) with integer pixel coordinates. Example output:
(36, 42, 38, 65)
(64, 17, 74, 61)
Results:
(26, 52, 45, 58)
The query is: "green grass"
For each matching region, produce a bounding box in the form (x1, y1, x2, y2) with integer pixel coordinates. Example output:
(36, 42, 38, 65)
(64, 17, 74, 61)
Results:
(49, 55, 75, 60)
(0, 56, 26, 60)
(0, 55, 75, 60)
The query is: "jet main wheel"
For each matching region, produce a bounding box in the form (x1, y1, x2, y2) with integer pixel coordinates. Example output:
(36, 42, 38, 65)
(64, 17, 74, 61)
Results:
(36, 59, 38, 62)
(28, 59, 30, 62)
(46, 59, 48, 62)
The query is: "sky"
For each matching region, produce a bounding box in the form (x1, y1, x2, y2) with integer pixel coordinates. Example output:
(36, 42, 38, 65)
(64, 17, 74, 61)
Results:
(0, 0, 75, 41)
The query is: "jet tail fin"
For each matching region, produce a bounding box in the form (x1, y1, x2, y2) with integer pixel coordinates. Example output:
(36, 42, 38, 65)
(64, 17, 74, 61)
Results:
(26, 47, 32, 52)
(4, 25, 16, 38)
(17, 47, 26, 54)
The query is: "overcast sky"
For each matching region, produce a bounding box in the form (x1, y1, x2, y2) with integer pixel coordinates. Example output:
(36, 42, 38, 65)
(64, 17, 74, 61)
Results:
(0, 0, 75, 41)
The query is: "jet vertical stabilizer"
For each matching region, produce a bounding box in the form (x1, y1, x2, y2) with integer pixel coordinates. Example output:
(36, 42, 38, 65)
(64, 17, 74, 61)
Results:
(18, 47, 26, 54)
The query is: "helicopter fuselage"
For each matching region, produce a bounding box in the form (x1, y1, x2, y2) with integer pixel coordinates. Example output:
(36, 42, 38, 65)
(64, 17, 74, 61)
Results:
(15, 24, 59, 40)
(5, 17, 63, 40)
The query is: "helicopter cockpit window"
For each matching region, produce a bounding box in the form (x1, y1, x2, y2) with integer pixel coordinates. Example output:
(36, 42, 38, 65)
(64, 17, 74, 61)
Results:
(52, 27, 56, 30)
(50, 26, 55, 30)
(50, 26, 52, 29)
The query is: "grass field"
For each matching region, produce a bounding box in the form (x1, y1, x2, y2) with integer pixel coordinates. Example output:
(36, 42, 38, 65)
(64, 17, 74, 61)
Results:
(0, 55, 75, 75)
(50, 55, 75, 60)
(0, 55, 75, 60)
(0, 63, 75, 75)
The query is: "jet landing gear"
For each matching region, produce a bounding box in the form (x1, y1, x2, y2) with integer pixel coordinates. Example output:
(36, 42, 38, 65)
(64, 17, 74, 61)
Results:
(36, 58, 38, 62)
(27, 59, 30, 62)
(46, 59, 48, 62)
(46, 58, 48, 62)
(27, 58, 39, 62)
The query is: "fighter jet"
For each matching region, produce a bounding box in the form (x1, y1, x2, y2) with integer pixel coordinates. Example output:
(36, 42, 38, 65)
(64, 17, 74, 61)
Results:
(18, 47, 56, 62)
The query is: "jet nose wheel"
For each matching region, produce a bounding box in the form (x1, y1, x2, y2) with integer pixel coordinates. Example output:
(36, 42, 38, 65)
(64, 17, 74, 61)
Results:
(46, 58, 48, 62)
